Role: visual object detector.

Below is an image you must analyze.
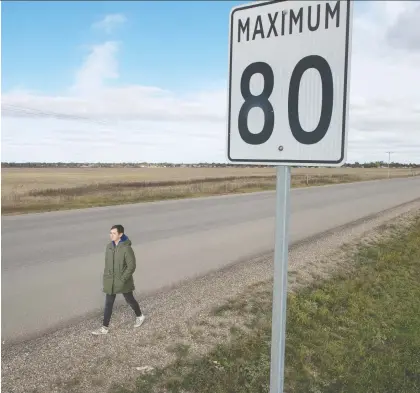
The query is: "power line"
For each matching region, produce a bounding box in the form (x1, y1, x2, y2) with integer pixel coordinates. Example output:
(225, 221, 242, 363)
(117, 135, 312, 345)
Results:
(1, 103, 111, 125)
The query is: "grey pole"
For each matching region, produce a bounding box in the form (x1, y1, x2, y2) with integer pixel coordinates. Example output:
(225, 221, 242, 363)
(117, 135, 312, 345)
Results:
(386, 151, 393, 179)
(269, 165, 291, 393)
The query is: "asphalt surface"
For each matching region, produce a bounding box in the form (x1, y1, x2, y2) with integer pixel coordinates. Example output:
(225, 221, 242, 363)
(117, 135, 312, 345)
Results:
(2, 177, 420, 344)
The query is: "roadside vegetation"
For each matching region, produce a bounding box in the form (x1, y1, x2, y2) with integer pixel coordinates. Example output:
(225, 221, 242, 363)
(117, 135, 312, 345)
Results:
(112, 214, 420, 393)
(2, 167, 418, 215)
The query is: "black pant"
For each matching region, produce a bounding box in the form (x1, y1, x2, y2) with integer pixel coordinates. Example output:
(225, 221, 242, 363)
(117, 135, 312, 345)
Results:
(103, 292, 142, 327)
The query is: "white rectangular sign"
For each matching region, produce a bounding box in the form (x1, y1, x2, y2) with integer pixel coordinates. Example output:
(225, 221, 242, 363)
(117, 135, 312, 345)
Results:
(227, 0, 353, 166)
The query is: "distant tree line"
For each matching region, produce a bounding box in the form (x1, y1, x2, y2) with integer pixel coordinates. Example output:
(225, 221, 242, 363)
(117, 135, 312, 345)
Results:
(2, 161, 419, 168)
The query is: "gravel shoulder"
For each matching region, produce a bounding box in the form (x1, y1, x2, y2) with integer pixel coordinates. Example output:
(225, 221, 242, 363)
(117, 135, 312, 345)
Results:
(2, 199, 420, 393)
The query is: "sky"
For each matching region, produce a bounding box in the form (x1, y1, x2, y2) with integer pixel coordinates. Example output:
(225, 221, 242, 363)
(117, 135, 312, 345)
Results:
(1, 0, 420, 164)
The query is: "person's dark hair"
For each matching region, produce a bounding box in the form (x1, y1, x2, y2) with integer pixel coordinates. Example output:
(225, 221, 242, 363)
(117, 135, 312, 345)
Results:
(111, 224, 124, 234)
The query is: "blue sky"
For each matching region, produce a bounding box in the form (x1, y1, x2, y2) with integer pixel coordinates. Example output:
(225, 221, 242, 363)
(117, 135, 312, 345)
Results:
(2, 1, 245, 94)
(2, 0, 371, 95)
(1, 1, 420, 163)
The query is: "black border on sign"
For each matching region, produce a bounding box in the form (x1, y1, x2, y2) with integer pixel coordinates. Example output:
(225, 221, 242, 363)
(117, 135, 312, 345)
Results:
(227, 0, 351, 165)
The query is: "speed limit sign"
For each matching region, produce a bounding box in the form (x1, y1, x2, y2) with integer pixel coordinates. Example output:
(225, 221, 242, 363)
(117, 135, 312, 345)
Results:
(226, 2, 354, 393)
(227, 0, 353, 166)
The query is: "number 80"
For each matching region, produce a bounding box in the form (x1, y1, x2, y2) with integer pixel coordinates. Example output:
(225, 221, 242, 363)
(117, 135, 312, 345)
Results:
(238, 55, 334, 146)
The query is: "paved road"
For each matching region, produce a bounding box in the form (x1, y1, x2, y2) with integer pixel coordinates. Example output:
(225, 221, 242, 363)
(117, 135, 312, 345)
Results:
(2, 177, 420, 343)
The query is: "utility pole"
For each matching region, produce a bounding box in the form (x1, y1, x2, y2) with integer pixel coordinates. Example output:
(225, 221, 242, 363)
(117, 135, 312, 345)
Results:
(386, 151, 393, 179)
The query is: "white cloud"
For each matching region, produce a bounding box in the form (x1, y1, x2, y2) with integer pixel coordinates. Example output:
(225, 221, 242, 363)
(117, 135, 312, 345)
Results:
(72, 41, 120, 95)
(2, 2, 420, 164)
(92, 13, 126, 34)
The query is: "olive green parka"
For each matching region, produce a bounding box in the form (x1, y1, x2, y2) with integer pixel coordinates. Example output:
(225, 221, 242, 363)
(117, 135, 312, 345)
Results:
(103, 234, 136, 294)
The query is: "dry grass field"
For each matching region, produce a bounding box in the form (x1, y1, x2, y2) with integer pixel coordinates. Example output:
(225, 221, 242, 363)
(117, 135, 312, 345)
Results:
(1, 167, 417, 215)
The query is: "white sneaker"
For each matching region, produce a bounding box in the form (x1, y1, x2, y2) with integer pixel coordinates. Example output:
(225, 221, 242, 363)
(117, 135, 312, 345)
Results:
(92, 326, 109, 335)
(134, 315, 145, 328)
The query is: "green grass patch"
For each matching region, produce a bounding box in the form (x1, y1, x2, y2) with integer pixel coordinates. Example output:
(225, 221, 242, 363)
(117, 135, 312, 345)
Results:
(111, 216, 420, 393)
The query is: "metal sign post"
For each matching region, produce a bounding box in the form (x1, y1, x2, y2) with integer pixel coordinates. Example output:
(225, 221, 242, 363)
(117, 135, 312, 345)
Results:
(226, 1, 353, 392)
(269, 165, 291, 393)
